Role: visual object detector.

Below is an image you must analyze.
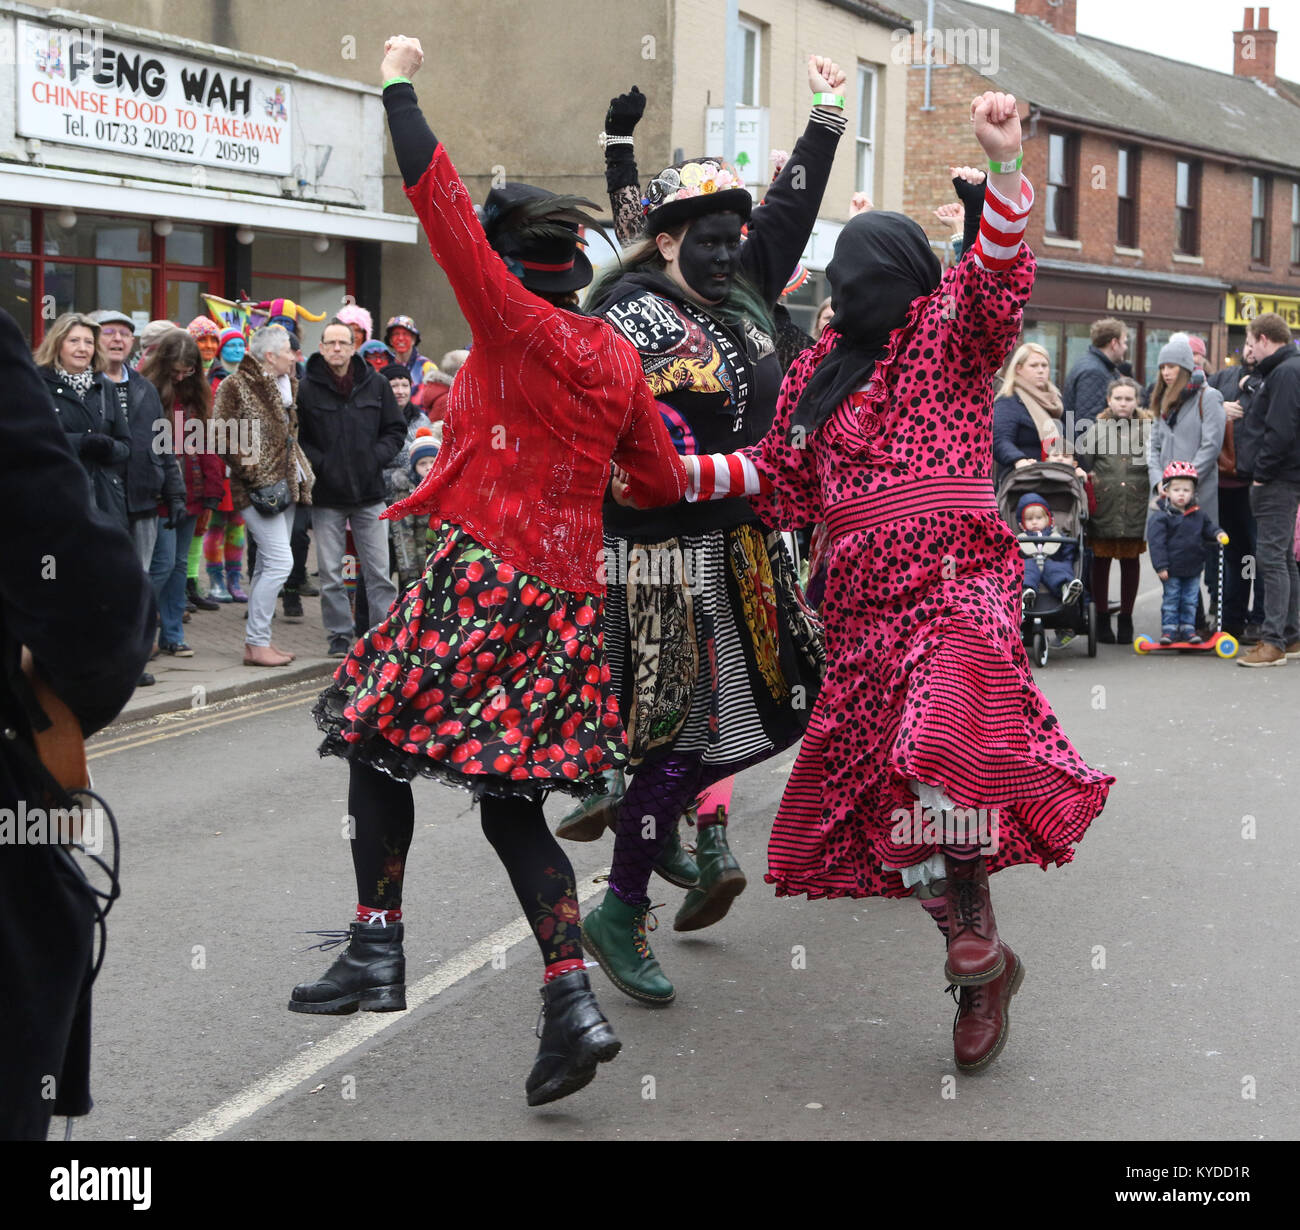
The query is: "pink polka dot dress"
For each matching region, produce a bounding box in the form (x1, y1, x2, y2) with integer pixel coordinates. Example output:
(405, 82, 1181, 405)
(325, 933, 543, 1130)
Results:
(684, 187, 1114, 900)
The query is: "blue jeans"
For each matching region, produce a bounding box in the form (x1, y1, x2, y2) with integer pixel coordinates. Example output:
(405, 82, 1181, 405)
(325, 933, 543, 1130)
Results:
(1160, 574, 1201, 634)
(150, 513, 198, 647)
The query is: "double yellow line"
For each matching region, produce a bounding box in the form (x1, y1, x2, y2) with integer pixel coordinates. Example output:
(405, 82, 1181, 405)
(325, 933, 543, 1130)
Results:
(88, 682, 326, 762)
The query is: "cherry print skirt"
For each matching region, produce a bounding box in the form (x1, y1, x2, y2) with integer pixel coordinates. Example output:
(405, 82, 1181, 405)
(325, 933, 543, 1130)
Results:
(314, 520, 625, 801)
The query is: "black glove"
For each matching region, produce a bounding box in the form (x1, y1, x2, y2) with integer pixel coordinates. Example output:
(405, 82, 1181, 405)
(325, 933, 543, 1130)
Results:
(201, 496, 221, 511)
(78, 432, 115, 463)
(953, 173, 986, 255)
(163, 498, 188, 529)
(605, 86, 646, 137)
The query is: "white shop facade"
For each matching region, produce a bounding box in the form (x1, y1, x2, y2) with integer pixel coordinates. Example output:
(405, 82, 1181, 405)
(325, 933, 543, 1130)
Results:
(0, 3, 416, 343)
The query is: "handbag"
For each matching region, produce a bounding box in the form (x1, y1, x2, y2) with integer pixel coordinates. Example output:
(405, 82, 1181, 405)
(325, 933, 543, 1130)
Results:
(248, 477, 290, 516)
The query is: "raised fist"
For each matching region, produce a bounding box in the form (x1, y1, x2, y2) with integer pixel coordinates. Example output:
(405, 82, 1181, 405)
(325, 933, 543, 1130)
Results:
(969, 92, 1021, 163)
(605, 86, 646, 137)
(381, 36, 424, 82)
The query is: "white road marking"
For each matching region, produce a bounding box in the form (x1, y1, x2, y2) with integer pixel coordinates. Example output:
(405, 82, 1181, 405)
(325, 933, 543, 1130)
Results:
(166, 873, 610, 1141)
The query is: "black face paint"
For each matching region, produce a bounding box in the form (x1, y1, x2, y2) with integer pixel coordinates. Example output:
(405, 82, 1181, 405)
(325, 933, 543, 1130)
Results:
(676, 213, 743, 302)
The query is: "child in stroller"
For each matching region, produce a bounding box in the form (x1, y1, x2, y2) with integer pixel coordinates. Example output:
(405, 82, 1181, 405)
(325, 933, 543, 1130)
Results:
(997, 459, 1096, 664)
(1016, 492, 1084, 610)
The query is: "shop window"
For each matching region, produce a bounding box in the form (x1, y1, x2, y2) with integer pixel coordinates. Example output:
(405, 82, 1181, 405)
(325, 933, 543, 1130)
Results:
(0, 205, 32, 255)
(0, 259, 35, 345)
(45, 262, 152, 322)
(738, 18, 761, 107)
(1290, 182, 1299, 266)
(250, 234, 348, 326)
(856, 65, 877, 199)
(1251, 175, 1271, 264)
(1045, 132, 1077, 238)
(1062, 322, 1095, 395)
(1116, 146, 1139, 248)
(42, 215, 151, 262)
(1175, 160, 1200, 256)
(166, 225, 215, 267)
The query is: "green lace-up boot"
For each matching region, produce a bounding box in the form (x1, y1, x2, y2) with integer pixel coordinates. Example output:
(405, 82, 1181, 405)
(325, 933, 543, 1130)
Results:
(673, 808, 746, 932)
(556, 769, 624, 842)
(652, 815, 700, 889)
(580, 890, 675, 1006)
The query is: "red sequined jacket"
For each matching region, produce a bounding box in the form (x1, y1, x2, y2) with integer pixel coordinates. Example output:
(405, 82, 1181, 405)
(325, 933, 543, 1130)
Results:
(383, 138, 687, 594)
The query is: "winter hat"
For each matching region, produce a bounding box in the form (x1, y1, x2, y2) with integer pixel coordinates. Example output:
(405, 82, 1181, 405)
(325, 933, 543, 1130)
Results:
(384, 315, 420, 345)
(91, 309, 135, 332)
(408, 425, 442, 472)
(1157, 333, 1196, 373)
(1188, 334, 1207, 360)
(139, 319, 179, 353)
(1016, 492, 1052, 528)
(336, 303, 374, 341)
(359, 339, 395, 362)
(380, 363, 412, 382)
(187, 316, 220, 339)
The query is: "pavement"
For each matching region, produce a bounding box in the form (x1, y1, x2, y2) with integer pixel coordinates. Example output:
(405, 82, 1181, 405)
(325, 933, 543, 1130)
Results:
(122, 563, 341, 724)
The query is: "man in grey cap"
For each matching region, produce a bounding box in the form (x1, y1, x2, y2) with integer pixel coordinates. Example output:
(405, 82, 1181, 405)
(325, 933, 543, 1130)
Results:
(91, 310, 188, 685)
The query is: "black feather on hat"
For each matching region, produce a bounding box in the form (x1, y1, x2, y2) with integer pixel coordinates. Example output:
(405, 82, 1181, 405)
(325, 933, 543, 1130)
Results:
(481, 185, 606, 295)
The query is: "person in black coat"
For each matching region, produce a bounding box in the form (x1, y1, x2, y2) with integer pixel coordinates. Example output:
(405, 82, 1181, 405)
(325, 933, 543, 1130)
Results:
(34, 313, 131, 531)
(296, 320, 406, 656)
(1236, 314, 1300, 665)
(0, 305, 155, 1140)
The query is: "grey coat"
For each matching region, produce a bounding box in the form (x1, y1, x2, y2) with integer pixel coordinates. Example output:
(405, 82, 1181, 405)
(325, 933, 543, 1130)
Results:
(1146, 381, 1226, 525)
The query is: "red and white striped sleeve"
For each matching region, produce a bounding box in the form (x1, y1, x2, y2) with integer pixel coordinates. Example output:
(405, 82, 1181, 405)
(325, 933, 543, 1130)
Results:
(971, 175, 1035, 273)
(682, 451, 775, 502)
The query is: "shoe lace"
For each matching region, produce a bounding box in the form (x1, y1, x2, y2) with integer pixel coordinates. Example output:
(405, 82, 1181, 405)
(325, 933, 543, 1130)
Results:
(946, 982, 983, 1025)
(301, 929, 352, 953)
(949, 880, 991, 939)
(633, 904, 663, 960)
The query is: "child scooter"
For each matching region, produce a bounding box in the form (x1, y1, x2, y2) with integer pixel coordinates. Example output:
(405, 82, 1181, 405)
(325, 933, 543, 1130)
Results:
(1133, 537, 1238, 658)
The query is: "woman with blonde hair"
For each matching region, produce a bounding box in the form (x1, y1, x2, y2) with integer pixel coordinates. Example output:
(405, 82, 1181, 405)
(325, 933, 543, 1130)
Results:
(1076, 376, 1153, 643)
(35, 312, 130, 530)
(992, 341, 1073, 486)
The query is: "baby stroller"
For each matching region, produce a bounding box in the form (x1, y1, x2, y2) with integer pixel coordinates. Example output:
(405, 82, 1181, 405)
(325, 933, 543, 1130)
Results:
(996, 458, 1097, 667)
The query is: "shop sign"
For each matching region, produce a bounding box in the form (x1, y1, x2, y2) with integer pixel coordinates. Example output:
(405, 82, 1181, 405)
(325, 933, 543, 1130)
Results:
(15, 19, 291, 175)
(1105, 288, 1153, 314)
(704, 106, 769, 187)
(1225, 292, 1300, 328)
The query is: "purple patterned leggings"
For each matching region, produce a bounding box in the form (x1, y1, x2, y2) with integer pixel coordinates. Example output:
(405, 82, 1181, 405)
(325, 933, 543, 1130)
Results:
(609, 753, 706, 906)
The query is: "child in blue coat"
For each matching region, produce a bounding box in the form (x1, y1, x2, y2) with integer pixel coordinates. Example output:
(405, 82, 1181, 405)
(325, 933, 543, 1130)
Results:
(1017, 492, 1083, 609)
(1147, 460, 1229, 644)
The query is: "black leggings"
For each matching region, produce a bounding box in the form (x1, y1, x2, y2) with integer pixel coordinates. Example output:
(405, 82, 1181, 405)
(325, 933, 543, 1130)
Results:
(347, 761, 582, 967)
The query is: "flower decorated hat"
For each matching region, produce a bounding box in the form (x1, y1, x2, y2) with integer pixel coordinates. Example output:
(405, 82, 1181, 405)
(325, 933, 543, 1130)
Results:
(642, 158, 753, 236)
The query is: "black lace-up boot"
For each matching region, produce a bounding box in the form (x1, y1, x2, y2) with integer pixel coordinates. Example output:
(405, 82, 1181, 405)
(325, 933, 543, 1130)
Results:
(526, 969, 622, 1106)
(288, 922, 406, 1014)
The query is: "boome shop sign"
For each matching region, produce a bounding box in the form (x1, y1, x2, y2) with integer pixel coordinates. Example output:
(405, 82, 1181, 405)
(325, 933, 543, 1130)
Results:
(15, 20, 291, 175)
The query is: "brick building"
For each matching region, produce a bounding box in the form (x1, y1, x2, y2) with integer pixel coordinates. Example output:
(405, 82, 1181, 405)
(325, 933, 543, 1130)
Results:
(891, 0, 1300, 392)
(7, 0, 914, 357)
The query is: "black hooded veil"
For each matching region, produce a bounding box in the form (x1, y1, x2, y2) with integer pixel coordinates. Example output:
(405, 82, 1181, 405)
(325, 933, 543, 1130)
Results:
(791, 211, 943, 438)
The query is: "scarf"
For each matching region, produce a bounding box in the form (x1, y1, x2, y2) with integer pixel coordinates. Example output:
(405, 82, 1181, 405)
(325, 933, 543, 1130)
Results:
(790, 211, 942, 438)
(57, 365, 95, 398)
(1013, 377, 1064, 452)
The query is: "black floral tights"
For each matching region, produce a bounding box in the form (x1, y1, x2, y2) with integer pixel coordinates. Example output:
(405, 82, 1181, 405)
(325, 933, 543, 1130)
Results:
(347, 761, 583, 967)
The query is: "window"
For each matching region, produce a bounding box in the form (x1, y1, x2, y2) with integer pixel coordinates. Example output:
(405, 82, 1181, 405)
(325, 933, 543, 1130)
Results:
(1117, 146, 1139, 248)
(738, 19, 761, 107)
(249, 233, 349, 328)
(1251, 175, 1272, 263)
(1045, 132, 1077, 237)
(1293, 182, 1300, 266)
(1175, 160, 1200, 255)
(856, 65, 877, 198)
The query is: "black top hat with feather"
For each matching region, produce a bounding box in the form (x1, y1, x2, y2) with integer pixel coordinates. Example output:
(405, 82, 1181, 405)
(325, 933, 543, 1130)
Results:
(479, 184, 602, 296)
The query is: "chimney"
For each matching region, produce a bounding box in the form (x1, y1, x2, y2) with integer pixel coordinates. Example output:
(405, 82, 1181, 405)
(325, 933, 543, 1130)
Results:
(1234, 6, 1278, 86)
(1014, 0, 1078, 37)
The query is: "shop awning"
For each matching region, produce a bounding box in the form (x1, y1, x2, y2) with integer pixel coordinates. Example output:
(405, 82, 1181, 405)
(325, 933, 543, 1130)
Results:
(0, 162, 418, 244)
